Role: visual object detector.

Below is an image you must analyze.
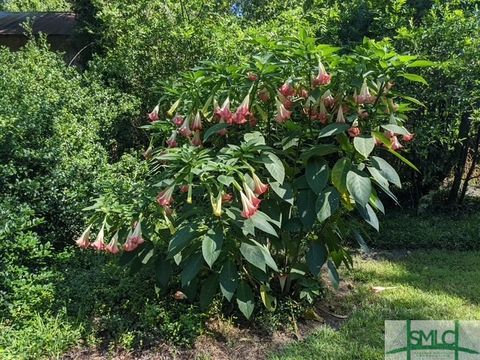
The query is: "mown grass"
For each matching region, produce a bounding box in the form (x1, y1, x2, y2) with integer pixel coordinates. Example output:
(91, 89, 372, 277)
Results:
(271, 250, 480, 360)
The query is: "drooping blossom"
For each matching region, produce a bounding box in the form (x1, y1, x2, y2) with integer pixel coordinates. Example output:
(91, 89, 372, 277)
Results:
(124, 221, 144, 252)
(174, 291, 187, 300)
(279, 81, 295, 97)
(387, 98, 399, 113)
(258, 88, 270, 103)
(314, 101, 329, 124)
(240, 191, 258, 219)
(75, 225, 92, 249)
(243, 182, 261, 208)
(275, 98, 292, 124)
(348, 126, 361, 138)
(91, 223, 106, 251)
(385, 130, 395, 138)
(322, 90, 335, 108)
(403, 133, 415, 142)
(390, 135, 403, 150)
(156, 186, 175, 207)
(355, 80, 376, 104)
(336, 105, 345, 123)
(191, 111, 203, 131)
(222, 193, 233, 203)
(148, 105, 160, 122)
(232, 94, 251, 125)
(166, 130, 178, 148)
(179, 116, 192, 137)
(214, 97, 233, 123)
(172, 114, 184, 127)
(313, 60, 331, 86)
(299, 88, 309, 99)
(247, 72, 258, 81)
(211, 191, 223, 217)
(105, 231, 120, 254)
(191, 131, 202, 147)
(277, 92, 293, 109)
(180, 184, 189, 193)
(252, 173, 269, 195)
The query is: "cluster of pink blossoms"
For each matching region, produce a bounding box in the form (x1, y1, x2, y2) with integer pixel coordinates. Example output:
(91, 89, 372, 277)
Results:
(75, 221, 144, 253)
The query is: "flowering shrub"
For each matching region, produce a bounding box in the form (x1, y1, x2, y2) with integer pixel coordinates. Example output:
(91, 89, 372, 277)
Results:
(80, 32, 426, 318)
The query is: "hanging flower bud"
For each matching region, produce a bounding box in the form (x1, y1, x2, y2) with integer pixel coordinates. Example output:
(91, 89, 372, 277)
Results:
(387, 98, 399, 113)
(143, 145, 154, 160)
(356, 80, 376, 104)
(243, 182, 261, 208)
(336, 105, 345, 123)
(191, 111, 203, 131)
(105, 231, 120, 254)
(222, 193, 233, 203)
(279, 81, 295, 97)
(211, 191, 223, 217)
(166, 130, 178, 148)
(172, 114, 184, 127)
(258, 88, 270, 103)
(215, 98, 233, 124)
(252, 173, 269, 195)
(240, 191, 258, 219)
(390, 135, 403, 150)
(180, 184, 189, 193)
(91, 223, 106, 251)
(403, 133, 415, 142)
(156, 186, 175, 207)
(148, 105, 160, 122)
(191, 131, 202, 147)
(232, 94, 251, 125)
(179, 116, 192, 137)
(247, 72, 258, 81)
(348, 127, 361, 138)
(322, 90, 335, 108)
(313, 60, 331, 86)
(385, 130, 395, 138)
(75, 225, 92, 249)
(299, 88, 309, 99)
(275, 98, 292, 124)
(124, 221, 144, 252)
(277, 92, 293, 109)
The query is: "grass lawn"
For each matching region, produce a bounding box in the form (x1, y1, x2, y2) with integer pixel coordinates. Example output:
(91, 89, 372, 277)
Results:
(271, 250, 480, 360)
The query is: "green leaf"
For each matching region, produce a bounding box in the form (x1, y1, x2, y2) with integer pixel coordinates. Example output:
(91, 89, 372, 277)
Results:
(251, 239, 279, 272)
(367, 166, 389, 189)
(270, 181, 294, 204)
(331, 158, 351, 194)
(217, 175, 235, 186)
(181, 253, 203, 287)
(244, 131, 266, 145)
(203, 123, 228, 142)
(306, 158, 330, 194)
(399, 95, 426, 108)
(381, 124, 411, 136)
(387, 148, 419, 172)
(316, 187, 340, 222)
(200, 274, 219, 310)
(318, 123, 350, 138)
(237, 281, 255, 319)
(240, 243, 266, 272)
(300, 144, 338, 161)
(353, 136, 375, 158)
(400, 73, 428, 85)
(167, 226, 195, 258)
(370, 156, 401, 188)
(357, 203, 379, 231)
(298, 189, 317, 229)
(327, 260, 340, 289)
(250, 211, 278, 237)
(219, 259, 238, 301)
(260, 285, 277, 311)
(202, 226, 223, 268)
(346, 170, 372, 207)
(306, 242, 327, 276)
(406, 60, 436, 68)
(263, 152, 285, 184)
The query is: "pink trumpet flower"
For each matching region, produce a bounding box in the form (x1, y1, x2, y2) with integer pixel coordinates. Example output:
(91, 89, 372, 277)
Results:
(180, 184, 189, 193)
(313, 60, 331, 86)
(105, 231, 120, 254)
(322, 90, 335, 108)
(148, 105, 160, 122)
(275, 98, 292, 124)
(356, 80, 376, 104)
(348, 126, 361, 138)
(252, 173, 269, 195)
(215, 98, 233, 123)
(247, 72, 258, 81)
(124, 221, 144, 252)
(75, 225, 92, 249)
(277, 92, 293, 109)
(156, 186, 175, 207)
(191, 111, 203, 131)
(172, 114, 184, 127)
(243, 182, 261, 208)
(222, 193, 233, 203)
(232, 94, 251, 125)
(166, 131, 178, 148)
(390, 135, 403, 150)
(403, 133, 415, 142)
(240, 191, 258, 219)
(191, 131, 203, 147)
(315, 102, 328, 124)
(279, 81, 295, 97)
(336, 105, 346, 123)
(179, 116, 192, 137)
(91, 223, 106, 251)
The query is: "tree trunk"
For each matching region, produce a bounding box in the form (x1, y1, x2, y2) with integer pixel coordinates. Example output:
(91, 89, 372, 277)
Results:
(448, 112, 471, 204)
(459, 124, 480, 203)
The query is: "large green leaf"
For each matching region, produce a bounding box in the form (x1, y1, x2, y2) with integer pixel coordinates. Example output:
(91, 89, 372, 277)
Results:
(331, 158, 351, 194)
(237, 281, 255, 319)
(200, 274, 219, 310)
(203, 123, 228, 142)
(327, 260, 340, 289)
(202, 226, 223, 268)
(346, 170, 372, 207)
(270, 181, 294, 204)
(316, 187, 340, 222)
(298, 189, 317, 229)
(381, 124, 411, 136)
(357, 203, 379, 231)
(400, 73, 428, 85)
(167, 226, 196, 258)
(181, 253, 204, 287)
(306, 157, 329, 194)
(370, 156, 401, 188)
(219, 259, 238, 301)
(306, 242, 327, 276)
(263, 152, 285, 184)
(240, 243, 266, 272)
(318, 123, 350, 138)
(406, 60, 436, 67)
(251, 239, 278, 272)
(250, 211, 278, 237)
(300, 144, 338, 161)
(353, 136, 375, 158)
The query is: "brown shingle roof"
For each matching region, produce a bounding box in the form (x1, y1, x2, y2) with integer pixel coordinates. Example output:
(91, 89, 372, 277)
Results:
(0, 12, 76, 35)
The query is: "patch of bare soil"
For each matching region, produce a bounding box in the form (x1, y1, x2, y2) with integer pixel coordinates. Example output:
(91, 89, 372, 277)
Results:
(63, 279, 354, 360)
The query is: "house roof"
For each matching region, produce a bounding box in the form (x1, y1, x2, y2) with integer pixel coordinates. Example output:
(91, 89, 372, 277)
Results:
(0, 12, 76, 35)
